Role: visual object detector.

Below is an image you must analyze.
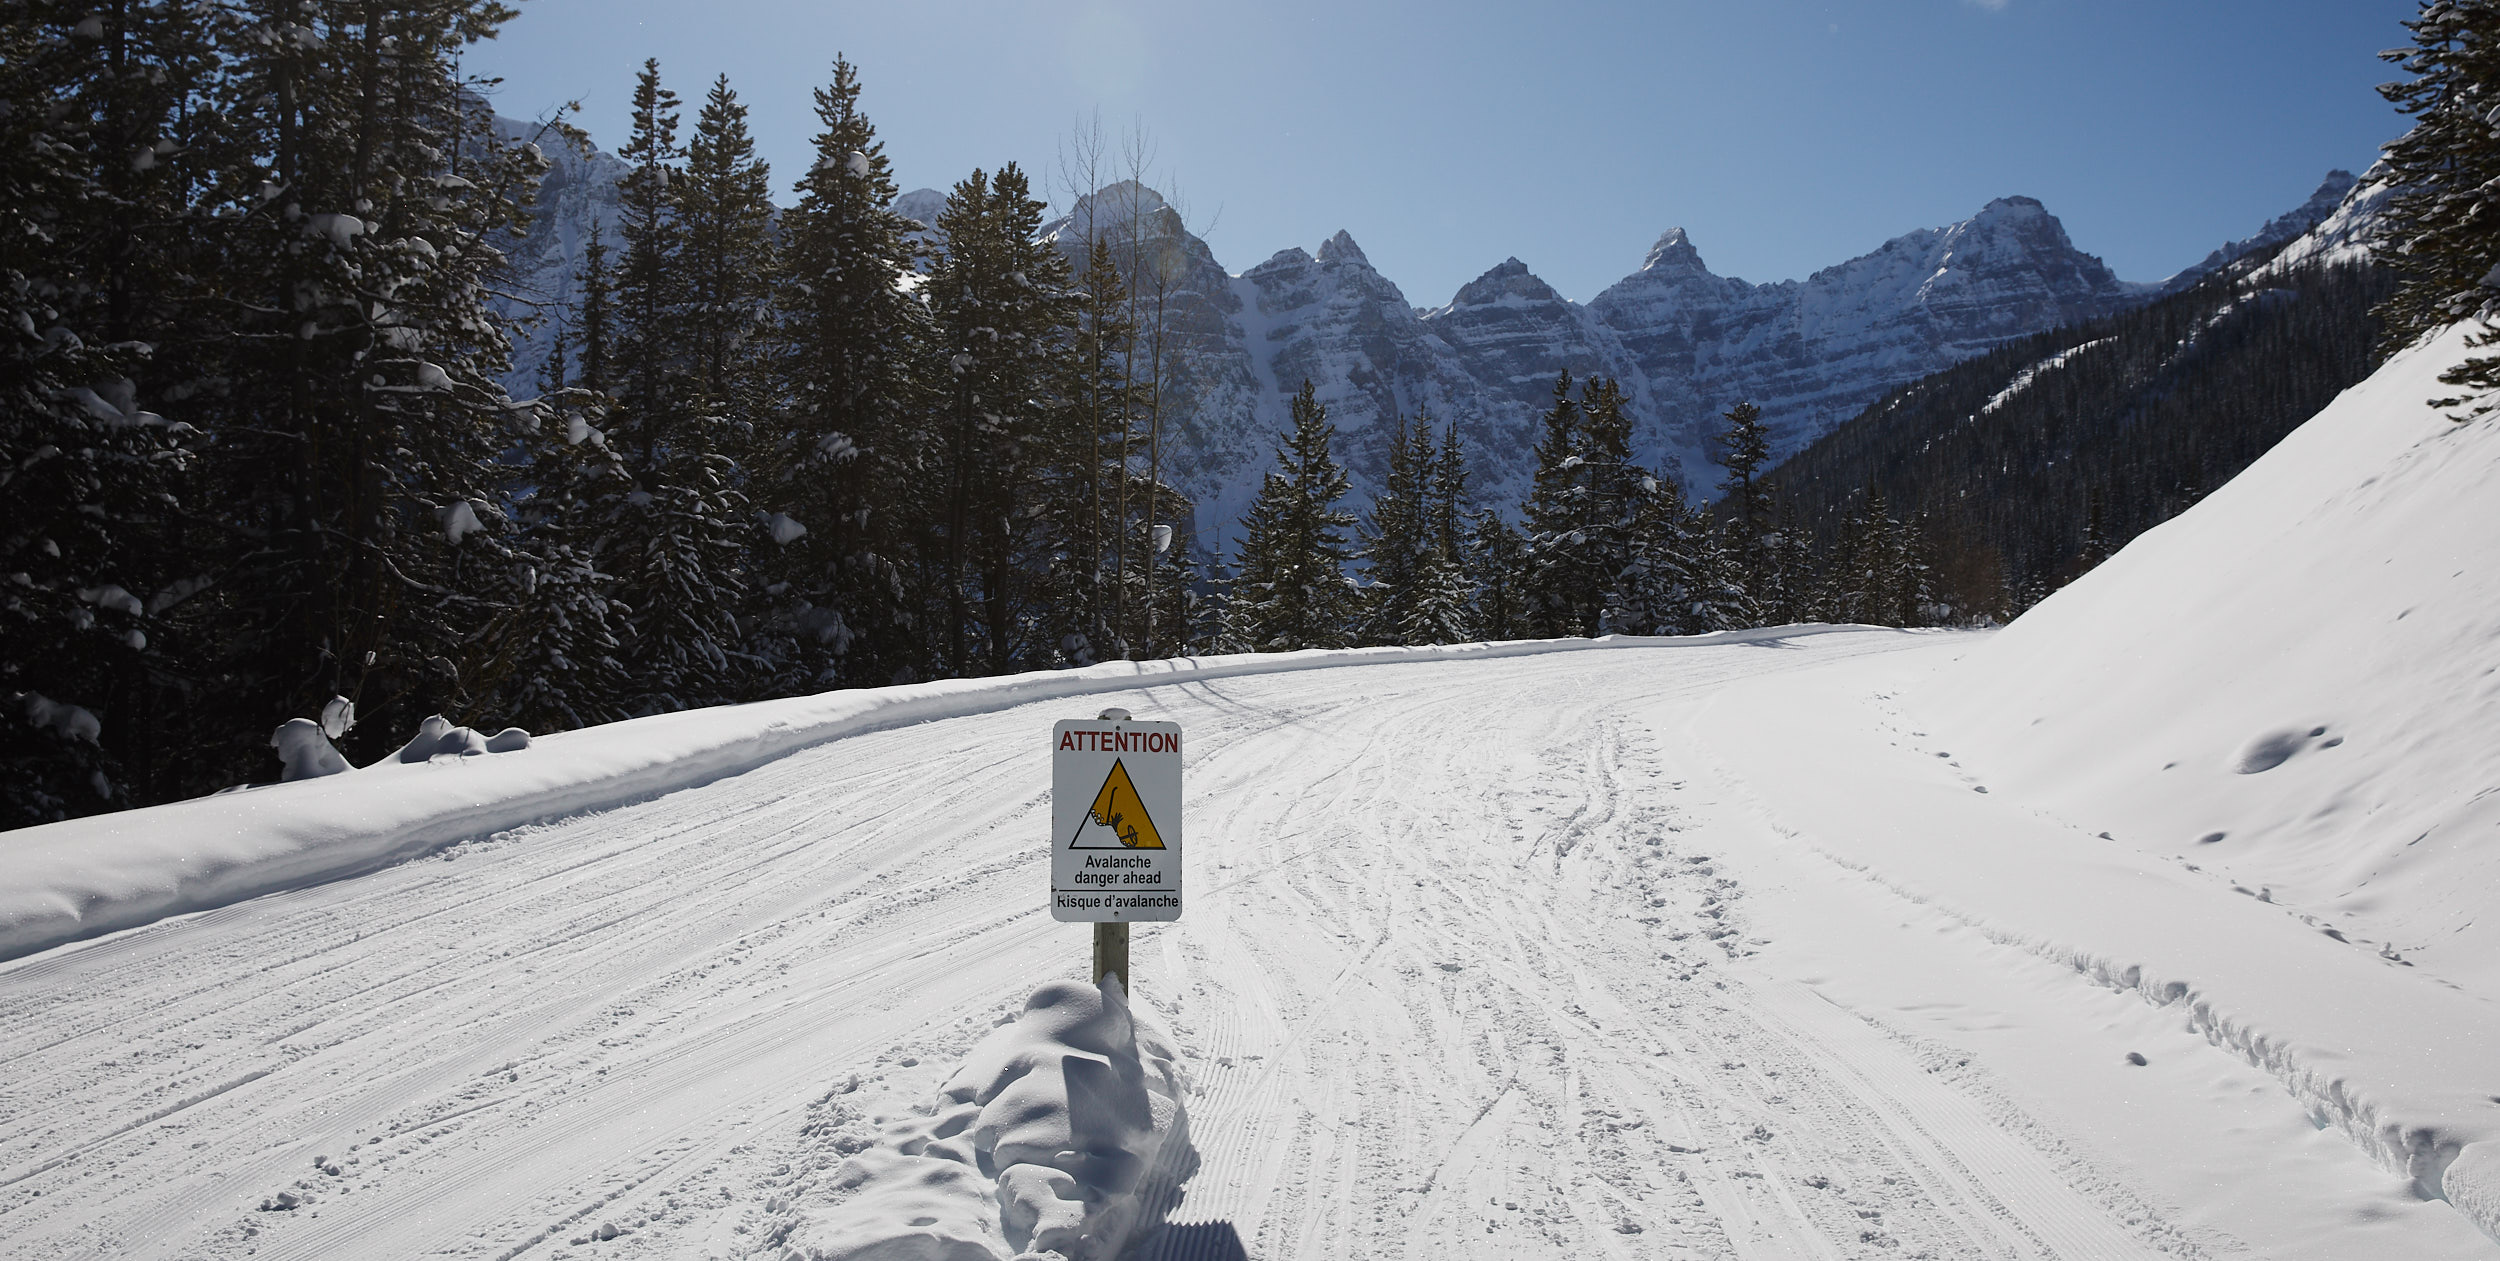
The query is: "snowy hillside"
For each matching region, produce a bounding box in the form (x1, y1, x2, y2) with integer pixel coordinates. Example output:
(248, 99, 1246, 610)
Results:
(1927, 319, 2500, 999)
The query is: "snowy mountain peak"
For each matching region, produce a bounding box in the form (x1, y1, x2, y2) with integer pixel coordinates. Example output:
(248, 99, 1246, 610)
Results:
(479, 126, 2360, 556)
(1947, 196, 2094, 262)
(1039, 179, 1174, 243)
(1447, 256, 1565, 309)
(1248, 245, 1315, 275)
(1317, 229, 1372, 269)
(2297, 169, 2358, 216)
(2160, 169, 2363, 293)
(1971, 194, 2051, 225)
(892, 187, 944, 228)
(1641, 227, 1713, 276)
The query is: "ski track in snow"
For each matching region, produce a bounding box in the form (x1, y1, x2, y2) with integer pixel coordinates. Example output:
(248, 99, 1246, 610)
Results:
(0, 632, 2431, 1259)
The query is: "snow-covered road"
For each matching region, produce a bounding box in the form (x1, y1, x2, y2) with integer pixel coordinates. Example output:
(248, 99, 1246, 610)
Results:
(2, 631, 2487, 1259)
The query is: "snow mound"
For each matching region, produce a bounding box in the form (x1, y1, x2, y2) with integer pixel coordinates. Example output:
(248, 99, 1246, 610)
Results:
(1921, 320, 2500, 1239)
(779, 978, 1188, 1261)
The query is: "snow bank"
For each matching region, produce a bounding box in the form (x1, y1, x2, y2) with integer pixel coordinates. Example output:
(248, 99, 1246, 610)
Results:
(0, 625, 1839, 965)
(1901, 319, 2500, 1240)
(776, 978, 1187, 1261)
(1929, 320, 2500, 995)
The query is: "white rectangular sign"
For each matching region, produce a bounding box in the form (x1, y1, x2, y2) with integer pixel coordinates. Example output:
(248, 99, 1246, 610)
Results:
(1051, 717, 1182, 922)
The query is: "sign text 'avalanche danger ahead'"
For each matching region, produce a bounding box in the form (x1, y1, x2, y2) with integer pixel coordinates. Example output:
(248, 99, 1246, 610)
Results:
(1051, 718, 1181, 922)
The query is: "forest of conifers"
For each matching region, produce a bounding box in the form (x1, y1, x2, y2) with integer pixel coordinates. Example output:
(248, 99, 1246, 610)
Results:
(6, 0, 2478, 829)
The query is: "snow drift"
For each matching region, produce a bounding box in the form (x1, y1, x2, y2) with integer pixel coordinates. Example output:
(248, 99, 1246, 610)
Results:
(774, 978, 1188, 1261)
(1920, 320, 2500, 1239)
(1930, 319, 2500, 995)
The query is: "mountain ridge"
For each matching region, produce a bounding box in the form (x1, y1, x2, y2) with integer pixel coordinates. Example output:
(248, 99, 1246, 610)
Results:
(490, 125, 2357, 552)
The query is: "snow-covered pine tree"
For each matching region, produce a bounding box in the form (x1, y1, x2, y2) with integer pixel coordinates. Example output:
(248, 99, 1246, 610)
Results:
(473, 470, 631, 733)
(1519, 371, 1581, 636)
(673, 73, 779, 697)
(612, 58, 684, 472)
(1431, 421, 1471, 563)
(1712, 400, 1772, 621)
(1231, 381, 1357, 652)
(2376, 0, 2500, 402)
(477, 367, 631, 732)
(1399, 544, 1475, 646)
(1397, 418, 1477, 646)
(1526, 376, 1639, 637)
(1606, 471, 1694, 636)
(1141, 525, 1205, 660)
(1193, 541, 1246, 655)
(1683, 508, 1753, 633)
(586, 60, 757, 712)
(1036, 233, 1136, 666)
(0, 3, 209, 818)
(576, 222, 612, 394)
(1818, 494, 1935, 627)
(677, 74, 774, 419)
(1356, 412, 1436, 645)
(606, 447, 751, 713)
(760, 57, 929, 688)
(1465, 509, 1529, 642)
(926, 163, 1076, 676)
(188, 0, 568, 770)
(1752, 499, 1812, 627)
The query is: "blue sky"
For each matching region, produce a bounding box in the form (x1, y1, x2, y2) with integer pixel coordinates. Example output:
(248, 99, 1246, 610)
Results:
(469, 0, 2413, 306)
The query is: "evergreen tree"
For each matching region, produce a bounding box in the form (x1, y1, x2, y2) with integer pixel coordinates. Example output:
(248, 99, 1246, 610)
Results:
(1713, 400, 1773, 620)
(1399, 419, 1476, 645)
(611, 58, 684, 470)
(595, 60, 755, 712)
(1232, 382, 1356, 651)
(575, 222, 612, 394)
(2375, 0, 2500, 401)
(475, 440, 631, 732)
(1356, 412, 1437, 645)
(1400, 544, 1475, 645)
(757, 57, 927, 689)
(676, 74, 774, 415)
(1041, 234, 1136, 665)
(1465, 510, 1530, 641)
(1430, 421, 1471, 561)
(1608, 472, 1697, 636)
(1753, 500, 1811, 626)
(192, 0, 569, 769)
(1525, 375, 1639, 636)
(0, 3, 208, 818)
(926, 163, 1076, 676)
(1519, 371, 1582, 635)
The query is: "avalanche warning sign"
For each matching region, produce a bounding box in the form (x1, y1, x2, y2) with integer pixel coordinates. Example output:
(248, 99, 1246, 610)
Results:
(1052, 717, 1181, 922)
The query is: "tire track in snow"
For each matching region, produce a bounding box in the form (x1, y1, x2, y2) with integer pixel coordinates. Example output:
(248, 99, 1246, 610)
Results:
(0, 632, 2194, 1259)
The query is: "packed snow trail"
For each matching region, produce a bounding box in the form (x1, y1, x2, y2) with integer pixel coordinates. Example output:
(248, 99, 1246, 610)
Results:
(1, 633, 2486, 1259)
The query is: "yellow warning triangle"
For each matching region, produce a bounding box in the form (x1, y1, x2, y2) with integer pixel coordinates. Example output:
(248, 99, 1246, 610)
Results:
(1069, 758, 1165, 850)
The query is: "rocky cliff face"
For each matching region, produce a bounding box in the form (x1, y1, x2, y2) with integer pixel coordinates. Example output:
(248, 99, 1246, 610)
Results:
(1582, 195, 2142, 478)
(487, 121, 2342, 550)
(492, 118, 626, 396)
